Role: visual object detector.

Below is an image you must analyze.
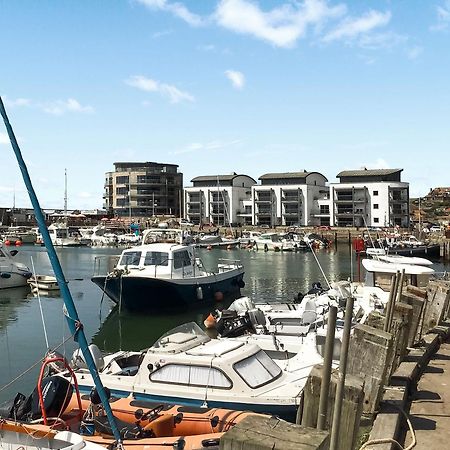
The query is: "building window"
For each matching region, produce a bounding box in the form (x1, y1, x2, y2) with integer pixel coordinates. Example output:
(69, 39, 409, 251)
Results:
(374, 204, 379, 209)
(373, 191, 378, 196)
(374, 218, 379, 223)
(116, 176, 129, 184)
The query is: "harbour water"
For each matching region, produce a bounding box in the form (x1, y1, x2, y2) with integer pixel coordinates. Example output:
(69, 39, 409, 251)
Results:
(1, 244, 449, 403)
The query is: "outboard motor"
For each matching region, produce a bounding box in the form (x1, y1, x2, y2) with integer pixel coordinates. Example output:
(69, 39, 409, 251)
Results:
(30, 375, 73, 420)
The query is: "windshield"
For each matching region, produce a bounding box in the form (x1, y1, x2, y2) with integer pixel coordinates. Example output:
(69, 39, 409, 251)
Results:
(144, 251, 169, 266)
(119, 251, 142, 266)
(234, 350, 282, 388)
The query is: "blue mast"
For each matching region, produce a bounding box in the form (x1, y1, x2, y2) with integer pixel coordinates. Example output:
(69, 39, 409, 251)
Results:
(0, 96, 122, 444)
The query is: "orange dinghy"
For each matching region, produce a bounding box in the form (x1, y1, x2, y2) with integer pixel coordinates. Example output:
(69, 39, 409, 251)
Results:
(2, 373, 261, 450)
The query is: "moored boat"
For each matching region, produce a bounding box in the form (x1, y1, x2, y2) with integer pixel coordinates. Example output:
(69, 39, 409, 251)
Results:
(27, 274, 60, 291)
(0, 241, 32, 289)
(91, 242, 245, 311)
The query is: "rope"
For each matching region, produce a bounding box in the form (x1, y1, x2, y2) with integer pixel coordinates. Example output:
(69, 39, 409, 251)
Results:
(0, 330, 76, 394)
(307, 241, 332, 289)
(30, 256, 49, 349)
(358, 403, 417, 450)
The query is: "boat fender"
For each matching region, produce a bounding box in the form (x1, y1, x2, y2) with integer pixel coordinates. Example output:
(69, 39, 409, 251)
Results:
(201, 438, 220, 448)
(196, 286, 203, 300)
(264, 244, 268, 252)
(214, 291, 224, 302)
(0, 272, 11, 279)
(4, 240, 11, 246)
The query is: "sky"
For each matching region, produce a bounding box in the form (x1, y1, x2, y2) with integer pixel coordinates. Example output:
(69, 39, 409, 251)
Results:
(0, 0, 449, 210)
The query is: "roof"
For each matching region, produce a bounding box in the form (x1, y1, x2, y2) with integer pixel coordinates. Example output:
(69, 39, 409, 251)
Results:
(191, 174, 256, 183)
(258, 171, 327, 181)
(337, 169, 403, 177)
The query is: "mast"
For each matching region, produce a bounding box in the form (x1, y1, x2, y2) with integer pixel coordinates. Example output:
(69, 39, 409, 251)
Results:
(0, 97, 122, 444)
(64, 168, 68, 225)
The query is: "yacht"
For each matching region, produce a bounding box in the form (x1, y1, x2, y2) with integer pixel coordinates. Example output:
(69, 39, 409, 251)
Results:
(0, 241, 32, 289)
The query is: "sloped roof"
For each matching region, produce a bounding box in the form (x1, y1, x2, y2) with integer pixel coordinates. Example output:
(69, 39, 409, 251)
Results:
(259, 171, 328, 181)
(337, 169, 402, 177)
(191, 174, 256, 183)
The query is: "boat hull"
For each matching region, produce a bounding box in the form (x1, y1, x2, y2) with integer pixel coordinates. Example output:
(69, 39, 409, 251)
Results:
(91, 269, 245, 311)
(369, 244, 441, 259)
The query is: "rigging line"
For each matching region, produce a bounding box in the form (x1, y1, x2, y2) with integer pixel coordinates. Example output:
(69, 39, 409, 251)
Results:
(307, 241, 332, 289)
(0, 331, 76, 394)
(30, 256, 49, 349)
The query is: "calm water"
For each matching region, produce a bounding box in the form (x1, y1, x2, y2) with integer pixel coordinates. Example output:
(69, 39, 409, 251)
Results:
(1, 244, 448, 402)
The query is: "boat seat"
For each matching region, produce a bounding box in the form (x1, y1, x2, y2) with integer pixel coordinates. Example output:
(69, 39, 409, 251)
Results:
(143, 414, 174, 437)
(93, 414, 153, 439)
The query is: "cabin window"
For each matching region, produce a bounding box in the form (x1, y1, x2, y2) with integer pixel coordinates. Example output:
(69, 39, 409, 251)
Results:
(150, 364, 232, 388)
(173, 250, 191, 269)
(144, 252, 169, 266)
(120, 251, 142, 266)
(234, 350, 281, 388)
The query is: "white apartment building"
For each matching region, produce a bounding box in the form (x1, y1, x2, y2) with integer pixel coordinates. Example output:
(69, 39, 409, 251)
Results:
(252, 172, 329, 227)
(329, 169, 409, 228)
(184, 174, 256, 226)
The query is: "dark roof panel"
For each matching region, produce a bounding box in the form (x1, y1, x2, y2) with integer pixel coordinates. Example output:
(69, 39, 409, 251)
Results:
(191, 174, 256, 183)
(336, 169, 402, 177)
(259, 172, 312, 180)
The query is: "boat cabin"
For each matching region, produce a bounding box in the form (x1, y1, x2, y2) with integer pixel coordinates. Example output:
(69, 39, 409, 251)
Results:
(116, 243, 196, 279)
(362, 258, 434, 290)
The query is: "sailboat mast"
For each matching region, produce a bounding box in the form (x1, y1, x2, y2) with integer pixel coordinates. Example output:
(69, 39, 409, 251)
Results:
(64, 168, 68, 224)
(0, 97, 122, 444)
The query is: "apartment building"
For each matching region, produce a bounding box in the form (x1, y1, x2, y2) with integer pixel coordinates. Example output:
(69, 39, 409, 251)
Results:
(104, 162, 183, 217)
(252, 172, 329, 227)
(184, 174, 256, 226)
(329, 169, 409, 227)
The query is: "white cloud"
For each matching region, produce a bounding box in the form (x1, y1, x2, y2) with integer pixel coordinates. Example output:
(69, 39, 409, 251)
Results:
(225, 70, 245, 89)
(0, 132, 9, 145)
(152, 29, 174, 38)
(357, 31, 407, 50)
(125, 75, 195, 103)
(3, 97, 32, 107)
(323, 10, 391, 42)
(136, 0, 204, 26)
(406, 45, 423, 60)
(430, 1, 450, 31)
(215, 0, 346, 48)
(173, 139, 241, 155)
(42, 98, 94, 116)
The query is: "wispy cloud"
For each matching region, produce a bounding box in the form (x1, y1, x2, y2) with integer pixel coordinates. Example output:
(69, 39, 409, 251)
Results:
(172, 139, 241, 155)
(0, 132, 10, 145)
(430, 0, 450, 31)
(4, 97, 94, 115)
(225, 70, 245, 89)
(126, 75, 195, 103)
(197, 44, 216, 52)
(152, 29, 174, 38)
(42, 98, 94, 116)
(322, 10, 391, 43)
(136, 0, 204, 26)
(215, 0, 346, 48)
(406, 45, 423, 60)
(3, 97, 32, 107)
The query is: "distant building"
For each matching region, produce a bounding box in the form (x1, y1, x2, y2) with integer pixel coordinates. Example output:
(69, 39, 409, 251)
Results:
(184, 174, 256, 226)
(104, 162, 183, 218)
(329, 169, 409, 227)
(252, 171, 329, 227)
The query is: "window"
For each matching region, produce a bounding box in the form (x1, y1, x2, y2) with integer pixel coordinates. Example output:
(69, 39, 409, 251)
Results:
(373, 191, 378, 196)
(120, 251, 142, 266)
(144, 252, 168, 266)
(150, 364, 232, 388)
(173, 250, 191, 269)
(373, 204, 379, 209)
(116, 176, 129, 184)
(234, 350, 281, 388)
(374, 218, 379, 223)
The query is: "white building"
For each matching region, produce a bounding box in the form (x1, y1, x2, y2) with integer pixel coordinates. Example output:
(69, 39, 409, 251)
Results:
(184, 174, 256, 226)
(252, 172, 329, 227)
(329, 169, 409, 228)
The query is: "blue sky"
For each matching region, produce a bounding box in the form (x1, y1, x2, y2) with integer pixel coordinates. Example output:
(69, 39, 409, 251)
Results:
(1, 0, 449, 210)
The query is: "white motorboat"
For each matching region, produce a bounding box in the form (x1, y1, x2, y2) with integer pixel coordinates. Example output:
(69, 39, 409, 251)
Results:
(253, 232, 294, 252)
(91, 241, 245, 311)
(195, 234, 240, 249)
(66, 323, 308, 421)
(27, 274, 60, 291)
(48, 224, 84, 247)
(0, 241, 32, 289)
